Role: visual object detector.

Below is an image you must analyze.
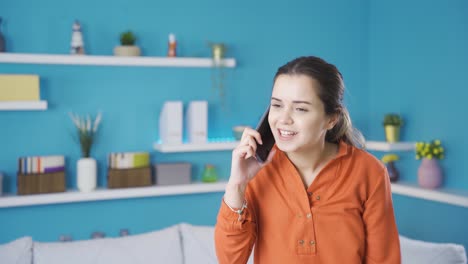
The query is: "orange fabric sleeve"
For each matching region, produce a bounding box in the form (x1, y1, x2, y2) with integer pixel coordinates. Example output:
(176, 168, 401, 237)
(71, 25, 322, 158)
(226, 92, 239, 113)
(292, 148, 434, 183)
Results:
(363, 167, 401, 264)
(215, 196, 257, 264)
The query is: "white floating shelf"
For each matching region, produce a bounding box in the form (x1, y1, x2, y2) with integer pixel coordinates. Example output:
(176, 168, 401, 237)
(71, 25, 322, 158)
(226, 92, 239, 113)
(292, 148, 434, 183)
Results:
(153, 141, 239, 153)
(1, 180, 467, 208)
(391, 182, 468, 208)
(366, 141, 415, 151)
(0, 181, 227, 208)
(0, 100, 47, 111)
(0, 53, 236, 68)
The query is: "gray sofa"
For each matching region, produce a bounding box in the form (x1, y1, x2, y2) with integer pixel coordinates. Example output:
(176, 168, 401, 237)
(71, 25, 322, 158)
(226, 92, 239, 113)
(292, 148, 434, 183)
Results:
(0, 223, 466, 264)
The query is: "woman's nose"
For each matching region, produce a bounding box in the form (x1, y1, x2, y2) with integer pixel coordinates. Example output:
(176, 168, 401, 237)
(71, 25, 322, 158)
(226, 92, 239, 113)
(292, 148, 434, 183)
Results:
(278, 110, 293, 124)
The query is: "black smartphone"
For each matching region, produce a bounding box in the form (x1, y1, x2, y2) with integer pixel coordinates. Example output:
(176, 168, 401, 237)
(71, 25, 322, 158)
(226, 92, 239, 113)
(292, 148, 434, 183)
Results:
(255, 107, 275, 163)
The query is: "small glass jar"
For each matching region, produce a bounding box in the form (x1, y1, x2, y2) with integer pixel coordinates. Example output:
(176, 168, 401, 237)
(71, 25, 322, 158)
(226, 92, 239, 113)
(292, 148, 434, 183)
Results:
(202, 164, 218, 183)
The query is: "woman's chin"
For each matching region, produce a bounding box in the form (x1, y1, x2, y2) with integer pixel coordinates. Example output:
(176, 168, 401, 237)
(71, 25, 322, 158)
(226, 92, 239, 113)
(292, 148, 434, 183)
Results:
(275, 141, 299, 153)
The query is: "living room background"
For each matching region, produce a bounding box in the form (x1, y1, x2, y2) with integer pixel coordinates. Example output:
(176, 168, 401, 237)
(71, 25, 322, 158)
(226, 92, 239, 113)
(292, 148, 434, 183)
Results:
(1, 0, 467, 250)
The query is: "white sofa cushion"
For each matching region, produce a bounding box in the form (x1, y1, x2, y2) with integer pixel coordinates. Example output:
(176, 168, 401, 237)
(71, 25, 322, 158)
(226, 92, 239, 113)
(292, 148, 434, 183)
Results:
(33, 225, 183, 264)
(400, 235, 467, 264)
(179, 223, 253, 264)
(0, 236, 33, 264)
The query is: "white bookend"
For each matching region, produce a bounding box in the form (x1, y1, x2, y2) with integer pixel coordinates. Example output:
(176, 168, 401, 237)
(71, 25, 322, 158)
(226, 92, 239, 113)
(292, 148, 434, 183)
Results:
(159, 101, 183, 144)
(186, 101, 208, 143)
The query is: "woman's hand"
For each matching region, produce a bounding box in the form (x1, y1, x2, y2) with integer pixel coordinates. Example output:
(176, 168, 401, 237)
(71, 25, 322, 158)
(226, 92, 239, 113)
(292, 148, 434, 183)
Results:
(224, 127, 276, 208)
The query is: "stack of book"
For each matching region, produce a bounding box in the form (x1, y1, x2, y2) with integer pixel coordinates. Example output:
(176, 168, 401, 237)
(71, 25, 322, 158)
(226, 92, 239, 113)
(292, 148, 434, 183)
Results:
(17, 155, 66, 195)
(0, 74, 46, 108)
(107, 152, 152, 189)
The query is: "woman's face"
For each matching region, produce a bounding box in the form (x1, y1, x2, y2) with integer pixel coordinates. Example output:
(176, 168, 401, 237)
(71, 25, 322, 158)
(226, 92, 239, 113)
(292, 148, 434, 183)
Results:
(268, 74, 336, 154)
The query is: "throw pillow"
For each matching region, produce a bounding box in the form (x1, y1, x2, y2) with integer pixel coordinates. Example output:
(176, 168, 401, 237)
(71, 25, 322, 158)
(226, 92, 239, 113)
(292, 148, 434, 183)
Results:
(400, 235, 467, 264)
(34, 225, 183, 264)
(0, 236, 33, 264)
(179, 223, 254, 264)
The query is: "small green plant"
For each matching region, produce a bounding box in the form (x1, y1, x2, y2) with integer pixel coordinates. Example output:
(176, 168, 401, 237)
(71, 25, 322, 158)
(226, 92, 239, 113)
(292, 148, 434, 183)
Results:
(120, 31, 136, 46)
(383, 113, 403, 127)
(69, 112, 102, 158)
(415, 140, 445, 160)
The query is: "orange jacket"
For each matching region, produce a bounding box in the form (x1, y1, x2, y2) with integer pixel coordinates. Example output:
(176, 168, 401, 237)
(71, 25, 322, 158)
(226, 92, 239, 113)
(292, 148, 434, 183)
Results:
(215, 141, 401, 263)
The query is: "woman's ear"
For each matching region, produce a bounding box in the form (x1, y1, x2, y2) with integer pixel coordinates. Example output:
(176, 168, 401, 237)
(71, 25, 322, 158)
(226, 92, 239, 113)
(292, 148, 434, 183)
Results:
(327, 113, 340, 130)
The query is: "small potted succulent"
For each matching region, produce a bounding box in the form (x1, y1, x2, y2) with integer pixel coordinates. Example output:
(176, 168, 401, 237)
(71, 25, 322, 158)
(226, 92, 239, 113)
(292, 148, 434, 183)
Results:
(114, 30, 141, 56)
(383, 113, 403, 142)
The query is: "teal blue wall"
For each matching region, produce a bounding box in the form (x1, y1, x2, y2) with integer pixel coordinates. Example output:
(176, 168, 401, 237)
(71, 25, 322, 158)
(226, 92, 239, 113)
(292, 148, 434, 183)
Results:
(368, 0, 468, 249)
(0, 0, 370, 243)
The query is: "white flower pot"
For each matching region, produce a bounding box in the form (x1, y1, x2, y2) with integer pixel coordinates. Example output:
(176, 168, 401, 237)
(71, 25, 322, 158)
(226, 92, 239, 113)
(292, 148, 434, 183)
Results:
(77, 158, 97, 192)
(113, 45, 141, 56)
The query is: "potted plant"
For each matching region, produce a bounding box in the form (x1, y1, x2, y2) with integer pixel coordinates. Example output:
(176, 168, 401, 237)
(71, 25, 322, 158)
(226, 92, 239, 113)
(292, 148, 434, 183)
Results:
(381, 154, 400, 182)
(383, 113, 403, 142)
(208, 42, 227, 106)
(114, 30, 141, 56)
(415, 139, 445, 189)
(69, 112, 102, 192)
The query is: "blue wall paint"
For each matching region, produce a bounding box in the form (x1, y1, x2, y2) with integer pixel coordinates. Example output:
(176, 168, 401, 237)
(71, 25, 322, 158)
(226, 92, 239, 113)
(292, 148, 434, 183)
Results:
(0, 0, 369, 243)
(369, 0, 468, 249)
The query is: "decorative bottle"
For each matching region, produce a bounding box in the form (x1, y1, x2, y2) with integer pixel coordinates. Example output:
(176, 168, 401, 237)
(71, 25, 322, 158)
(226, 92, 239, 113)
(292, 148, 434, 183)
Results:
(167, 33, 177, 57)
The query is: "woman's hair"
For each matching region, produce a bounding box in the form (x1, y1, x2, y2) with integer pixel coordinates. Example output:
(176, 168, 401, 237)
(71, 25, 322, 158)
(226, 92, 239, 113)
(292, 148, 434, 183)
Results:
(273, 56, 365, 149)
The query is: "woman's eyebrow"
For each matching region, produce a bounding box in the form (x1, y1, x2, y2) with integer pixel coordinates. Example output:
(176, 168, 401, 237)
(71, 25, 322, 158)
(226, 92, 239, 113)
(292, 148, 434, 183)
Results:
(271, 97, 311, 105)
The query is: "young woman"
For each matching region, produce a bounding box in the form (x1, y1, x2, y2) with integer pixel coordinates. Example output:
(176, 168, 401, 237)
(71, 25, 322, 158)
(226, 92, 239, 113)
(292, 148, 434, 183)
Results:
(215, 56, 401, 263)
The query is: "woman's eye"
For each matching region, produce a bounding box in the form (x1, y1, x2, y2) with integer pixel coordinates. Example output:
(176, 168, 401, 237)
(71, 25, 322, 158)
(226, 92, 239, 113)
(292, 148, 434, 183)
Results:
(271, 103, 281, 108)
(296, 108, 308, 112)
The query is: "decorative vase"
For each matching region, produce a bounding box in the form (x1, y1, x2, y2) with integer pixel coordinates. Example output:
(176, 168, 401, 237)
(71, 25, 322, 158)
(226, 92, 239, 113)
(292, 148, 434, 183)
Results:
(386, 162, 399, 182)
(0, 17, 5, 52)
(418, 158, 443, 189)
(0, 171, 3, 196)
(113, 45, 141, 56)
(384, 125, 400, 142)
(77, 157, 97, 192)
(202, 164, 218, 183)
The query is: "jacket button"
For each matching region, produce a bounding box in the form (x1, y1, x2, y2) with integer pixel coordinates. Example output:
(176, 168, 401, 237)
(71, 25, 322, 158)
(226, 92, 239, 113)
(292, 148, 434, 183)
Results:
(316, 195, 321, 200)
(310, 240, 316, 245)
(298, 240, 304, 245)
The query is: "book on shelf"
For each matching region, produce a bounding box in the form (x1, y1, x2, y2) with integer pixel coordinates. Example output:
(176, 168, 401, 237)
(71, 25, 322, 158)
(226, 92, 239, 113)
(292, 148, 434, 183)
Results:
(0, 74, 40, 101)
(18, 155, 65, 175)
(186, 101, 208, 143)
(108, 152, 150, 169)
(159, 101, 183, 144)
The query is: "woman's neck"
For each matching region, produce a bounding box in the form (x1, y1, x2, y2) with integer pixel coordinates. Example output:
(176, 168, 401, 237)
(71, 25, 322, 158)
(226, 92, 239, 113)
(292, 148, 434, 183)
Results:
(286, 141, 339, 184)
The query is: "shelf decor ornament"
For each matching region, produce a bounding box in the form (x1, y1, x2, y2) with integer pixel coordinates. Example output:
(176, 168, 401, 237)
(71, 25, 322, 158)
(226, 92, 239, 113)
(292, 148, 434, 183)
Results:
(415, 139, 445, 189)
(70, 20, 85, 55)
(202, 164, 218, 183)
(114, 30, 141, 56)
(383, 113, 403, 142)
(69, 112, 102, 192)
(381, 154, 400, 182)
